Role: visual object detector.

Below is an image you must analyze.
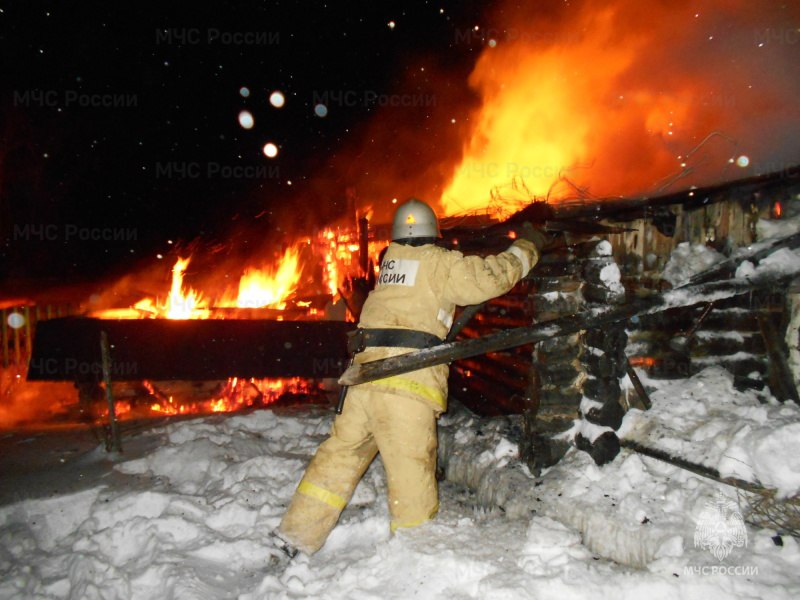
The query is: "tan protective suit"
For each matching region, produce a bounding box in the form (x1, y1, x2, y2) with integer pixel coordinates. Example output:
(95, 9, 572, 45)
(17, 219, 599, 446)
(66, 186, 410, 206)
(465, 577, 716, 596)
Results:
(278, 238, 539, 554)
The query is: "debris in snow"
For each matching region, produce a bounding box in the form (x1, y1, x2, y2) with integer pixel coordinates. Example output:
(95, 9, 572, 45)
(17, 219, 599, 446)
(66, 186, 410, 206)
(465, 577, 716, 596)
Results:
(439, 395, 800, 579)
(757, 247, 800, 276)
(757, 210, 800, 241)
(619, 366, 800, 498)
(1, 376, 800, 598)
(662, 242, 726, 287)
(787, 288, 800, 390)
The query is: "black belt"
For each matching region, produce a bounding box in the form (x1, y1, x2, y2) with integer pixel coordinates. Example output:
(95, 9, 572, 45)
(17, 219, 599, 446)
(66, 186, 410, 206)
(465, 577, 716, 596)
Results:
(347, 328, 442, 354)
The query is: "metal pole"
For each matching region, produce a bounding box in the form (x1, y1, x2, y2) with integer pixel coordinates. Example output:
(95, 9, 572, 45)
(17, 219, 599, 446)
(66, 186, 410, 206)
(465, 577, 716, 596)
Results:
(358, 216, 369, 276)
(445, 302, 486, 343)
(620, 440, 765, 494)
(100, 331, 122, 453)
(625, 359, 653, 410)
(1, 309, 8, 368)
(13, 311, 21, 367)
(23, 306, 32, 363)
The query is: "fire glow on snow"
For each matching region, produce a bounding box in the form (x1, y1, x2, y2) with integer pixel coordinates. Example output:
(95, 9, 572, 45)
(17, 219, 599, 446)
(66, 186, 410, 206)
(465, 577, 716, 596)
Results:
(2, 365, 800, 599)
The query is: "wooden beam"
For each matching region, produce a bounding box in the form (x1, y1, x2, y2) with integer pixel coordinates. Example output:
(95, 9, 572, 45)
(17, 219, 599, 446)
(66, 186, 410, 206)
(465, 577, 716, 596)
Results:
(27, 319, 354, 382)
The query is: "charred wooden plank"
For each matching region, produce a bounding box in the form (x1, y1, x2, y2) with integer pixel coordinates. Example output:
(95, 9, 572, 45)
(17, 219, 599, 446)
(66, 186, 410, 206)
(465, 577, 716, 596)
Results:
(450, 367, 525, 414)
(518, 168, 800, 225)
(474, 312, 532, 329)
(483, 351, 537, 376)
(456, 358, 529, 391)
(28, 318, 354, 382)
(691, 333, 766, 356)
(757, 311, 800, 403)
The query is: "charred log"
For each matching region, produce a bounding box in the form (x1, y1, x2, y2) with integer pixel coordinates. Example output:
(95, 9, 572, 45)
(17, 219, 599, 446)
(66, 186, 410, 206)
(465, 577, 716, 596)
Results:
(575, 431, 621, 466)
(29, 318, 354, 382)
(537, 385, 584, 410)
(758, 311, 800, 403)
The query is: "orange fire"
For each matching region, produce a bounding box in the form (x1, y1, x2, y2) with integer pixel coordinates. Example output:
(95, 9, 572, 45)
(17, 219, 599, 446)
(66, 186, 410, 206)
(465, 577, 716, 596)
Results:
(110, 245, 308, 319)
(127, 257, 209, 319)
(164, 257, 207, 318)
(222, 245, 302, 309)
(440, 6, 675, 215)
(78, 221, 389, 422)
(438, 0, 798, 217)
(322, 229, 341, 297)
(90, 221, 385, 322)
(141, 376, 320, 417)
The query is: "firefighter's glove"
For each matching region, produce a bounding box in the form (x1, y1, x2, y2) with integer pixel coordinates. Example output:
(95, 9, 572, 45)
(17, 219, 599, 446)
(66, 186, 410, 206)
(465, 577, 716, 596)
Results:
(518, 222, 552, 252)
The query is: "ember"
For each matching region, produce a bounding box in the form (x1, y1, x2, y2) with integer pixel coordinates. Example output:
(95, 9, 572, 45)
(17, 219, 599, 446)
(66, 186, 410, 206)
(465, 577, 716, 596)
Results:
(140, 377, 320, 417)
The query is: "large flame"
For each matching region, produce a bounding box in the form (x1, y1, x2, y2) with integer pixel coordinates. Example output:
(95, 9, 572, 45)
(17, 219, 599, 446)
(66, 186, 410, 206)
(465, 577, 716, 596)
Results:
(165, 258, 207, 318)
(90, 226, 379, 321)
(225, 246, 302, 309)
(439, 0, 800, 215)
(130, 257, 209, 319)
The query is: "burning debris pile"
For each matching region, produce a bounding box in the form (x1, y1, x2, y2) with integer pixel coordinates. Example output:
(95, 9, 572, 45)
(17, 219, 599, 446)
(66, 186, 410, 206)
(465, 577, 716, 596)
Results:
(90, 225, 378, 321)
(4, 158, 800, 465)
(3, 223, 385, 430)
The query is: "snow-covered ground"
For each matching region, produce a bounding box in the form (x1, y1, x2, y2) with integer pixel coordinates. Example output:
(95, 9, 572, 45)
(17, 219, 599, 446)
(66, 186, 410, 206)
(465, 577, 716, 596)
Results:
(1, 364, 799, 599)
(3, 219, 800, 598)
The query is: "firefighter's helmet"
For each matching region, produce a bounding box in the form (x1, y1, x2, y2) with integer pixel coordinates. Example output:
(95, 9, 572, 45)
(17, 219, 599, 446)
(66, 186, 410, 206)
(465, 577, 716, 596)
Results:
(391, 198, 441, 241)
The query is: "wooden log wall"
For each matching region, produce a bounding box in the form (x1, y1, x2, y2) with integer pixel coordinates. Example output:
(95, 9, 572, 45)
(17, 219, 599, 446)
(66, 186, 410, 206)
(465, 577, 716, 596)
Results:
(613, 196, 787, 396)
(449, 176, 798, 469)
(450, 279, 537, 417)
(579, 243, 628, 435)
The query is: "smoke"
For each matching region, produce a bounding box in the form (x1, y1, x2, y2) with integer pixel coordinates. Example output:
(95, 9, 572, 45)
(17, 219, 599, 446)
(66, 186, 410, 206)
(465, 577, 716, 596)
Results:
(277, 53, 481, 225)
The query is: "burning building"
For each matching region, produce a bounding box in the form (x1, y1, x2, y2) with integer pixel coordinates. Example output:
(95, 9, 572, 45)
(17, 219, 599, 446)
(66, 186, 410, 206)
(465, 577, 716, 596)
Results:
(2, 0, 798, 470)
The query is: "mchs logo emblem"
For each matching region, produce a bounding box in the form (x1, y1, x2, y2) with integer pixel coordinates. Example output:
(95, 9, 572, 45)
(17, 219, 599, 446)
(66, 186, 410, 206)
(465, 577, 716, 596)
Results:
(694, 491, 748, 561)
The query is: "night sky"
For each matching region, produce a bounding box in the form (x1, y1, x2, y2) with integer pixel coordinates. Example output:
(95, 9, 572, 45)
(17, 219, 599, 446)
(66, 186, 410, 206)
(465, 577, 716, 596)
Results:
(1, 1, 486, 283)
(2, 0, 799, 288)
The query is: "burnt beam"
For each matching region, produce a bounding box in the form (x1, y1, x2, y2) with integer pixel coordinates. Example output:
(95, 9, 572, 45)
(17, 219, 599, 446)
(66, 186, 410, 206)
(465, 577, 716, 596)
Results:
(28, 318, 354, 382)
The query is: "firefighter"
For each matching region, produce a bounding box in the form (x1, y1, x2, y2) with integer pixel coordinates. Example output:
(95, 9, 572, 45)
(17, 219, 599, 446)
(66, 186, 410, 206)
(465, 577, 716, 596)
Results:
(275, 198, 547, 557)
